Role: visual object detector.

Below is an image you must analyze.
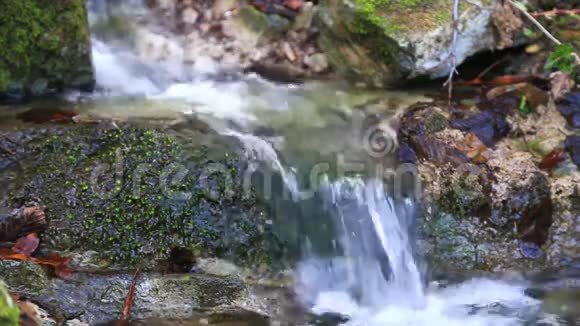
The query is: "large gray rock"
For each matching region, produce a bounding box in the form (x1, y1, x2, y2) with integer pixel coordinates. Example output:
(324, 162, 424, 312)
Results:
(318, 0, 520, 86)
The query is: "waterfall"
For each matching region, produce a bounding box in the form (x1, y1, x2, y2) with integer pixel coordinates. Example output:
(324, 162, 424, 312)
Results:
(296, 176, 424, 309)
(85, 1, 552, 325)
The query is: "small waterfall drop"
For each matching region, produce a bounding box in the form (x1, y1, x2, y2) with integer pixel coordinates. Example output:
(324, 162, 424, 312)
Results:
(84, 1, 555, 325)
(296, 176, 424, 310)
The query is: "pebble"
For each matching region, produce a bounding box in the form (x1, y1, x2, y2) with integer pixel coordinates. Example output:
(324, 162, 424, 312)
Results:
(304, 53, 329, 73)
(557, 91, 580, 128)
(282, 42, 296, 62)
(519, 242, 543, 259)
(565, 135, 580, 167)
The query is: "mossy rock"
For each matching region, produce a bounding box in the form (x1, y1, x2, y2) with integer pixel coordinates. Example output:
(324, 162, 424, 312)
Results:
(0, 260, 50, 296)
(0, 0, 94, 99)
(4, 123, 284, 269)
(318, 0, 500, 86)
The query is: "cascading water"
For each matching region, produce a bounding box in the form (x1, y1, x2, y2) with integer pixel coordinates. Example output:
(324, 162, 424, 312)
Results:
(85, 1, 562, 325)
(297, 177, 424, 309)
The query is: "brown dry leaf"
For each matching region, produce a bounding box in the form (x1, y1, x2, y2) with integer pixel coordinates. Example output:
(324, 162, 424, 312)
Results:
(15, 299, 42, 326)
(550, 71, 576, 101)
(456, 133, 491, 163)
(486, 82, 528, 100)
(0, 248, 73, 279)
(12, 233, 40, 255)
(539, 148, 567, 170)
(0, 207, 46, 242)
(492, 2, 524, 49)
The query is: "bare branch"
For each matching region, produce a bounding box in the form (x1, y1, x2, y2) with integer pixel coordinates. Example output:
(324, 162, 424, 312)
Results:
(444, 0, 461, 103)
(506, 0, 562, 45)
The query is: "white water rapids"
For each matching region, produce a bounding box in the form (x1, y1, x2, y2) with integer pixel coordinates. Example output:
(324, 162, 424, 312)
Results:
(86, 2, 561, 324)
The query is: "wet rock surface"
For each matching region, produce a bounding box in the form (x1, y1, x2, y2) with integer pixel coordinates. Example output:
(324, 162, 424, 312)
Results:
(317, 0, 524, 86)
(398, 98, 580, 274)
(0, 121, 284, 268)
(97, 0, 330, 83)
(0, 117, 304, 324)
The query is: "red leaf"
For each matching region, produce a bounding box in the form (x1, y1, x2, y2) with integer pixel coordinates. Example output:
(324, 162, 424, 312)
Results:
(0, 248, 73, 279)
(121, 269, 140, 321)
(539, 148, 567, 170)
(12, 233, 40, 255)
(32, 254, 74, 279)
(283, 0, 303, 10)
(0, 247, 29, 260)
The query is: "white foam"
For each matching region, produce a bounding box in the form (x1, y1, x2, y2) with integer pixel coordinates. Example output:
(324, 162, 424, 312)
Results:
(312, 278, 542, 326)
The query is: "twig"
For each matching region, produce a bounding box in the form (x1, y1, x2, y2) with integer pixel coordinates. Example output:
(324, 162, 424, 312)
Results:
(444, 0, 461, 103)
(476, 57, 509, 80)
(0, 135, 15, 156)
(507, 0, 562, 45)
(531, 9, 580, 17)
(121, 268, 140, 321)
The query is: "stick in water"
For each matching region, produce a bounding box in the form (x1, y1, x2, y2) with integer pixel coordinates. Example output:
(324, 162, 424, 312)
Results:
(121, 268, 140, 321)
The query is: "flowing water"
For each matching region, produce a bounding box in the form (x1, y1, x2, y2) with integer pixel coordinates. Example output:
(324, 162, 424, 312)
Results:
(85, 2, 574, 325)
(2, 1, 577, 325)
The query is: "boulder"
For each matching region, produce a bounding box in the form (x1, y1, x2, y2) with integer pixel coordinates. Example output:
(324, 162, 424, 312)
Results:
(0, 0, 94, 100)
(398, 103, 562, 273)
(318, 0, 521, 86)
(0, 122, 284, 269)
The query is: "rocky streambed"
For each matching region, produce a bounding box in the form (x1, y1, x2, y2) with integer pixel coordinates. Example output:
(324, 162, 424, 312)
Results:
(0, 0, 580, 325)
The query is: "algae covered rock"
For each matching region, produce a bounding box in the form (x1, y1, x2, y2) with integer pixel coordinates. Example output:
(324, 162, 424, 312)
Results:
(2, 122, 284, 269)
(318, 0, 514, 86)
(0, 0, 94, 99)
(0, 260, 50, 296)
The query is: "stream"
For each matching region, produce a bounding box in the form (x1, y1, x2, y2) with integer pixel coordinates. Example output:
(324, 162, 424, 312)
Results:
(0, 1, 578, 325)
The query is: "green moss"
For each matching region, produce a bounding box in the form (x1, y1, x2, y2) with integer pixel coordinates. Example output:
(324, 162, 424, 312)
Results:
(0, 282, 19, 326)
(7, 124, 283, 268)
(440, 171, 488, 218)
(350, 0, 429, 35)
(0, 0, 94, 97)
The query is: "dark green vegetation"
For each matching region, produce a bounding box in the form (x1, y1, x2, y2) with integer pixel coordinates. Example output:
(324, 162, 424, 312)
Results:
(0, 0, 94, 98)
(0, 282, 19, 326)
(2, 123, 284, 268)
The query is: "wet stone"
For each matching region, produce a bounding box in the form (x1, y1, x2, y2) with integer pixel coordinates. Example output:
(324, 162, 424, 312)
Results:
(557, 91, 580, 128)
(450, 111, 510, 147)
(565, 135, 580, 167)
(520, 242, 543, 259)
(397, 142, 417, 163)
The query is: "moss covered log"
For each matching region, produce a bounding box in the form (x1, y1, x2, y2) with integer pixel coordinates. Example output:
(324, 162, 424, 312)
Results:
(0, 0, 94, 99)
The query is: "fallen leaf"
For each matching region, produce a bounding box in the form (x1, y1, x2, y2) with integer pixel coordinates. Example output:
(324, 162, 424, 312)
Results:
(12, 233, 40, 255)
(460, 75, 529, 86)
(525, 43, 543, 54)
(121, 269, 140, 321)
(0, 206, 46, 242)
(486, 82, 528, 100)
(0, 248, 73, 279)
(283, 0, 303, 10)
(34, 254, 73, 279)
(550, 71, 576, 101)
(456, 133, 491, 163)
(0, 247, 29, 260)
(15, 299, 42, 326)
(539, 148, 567, 170)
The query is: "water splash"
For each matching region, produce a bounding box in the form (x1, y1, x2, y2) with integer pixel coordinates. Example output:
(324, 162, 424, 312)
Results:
(297, 177, 423, 308)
